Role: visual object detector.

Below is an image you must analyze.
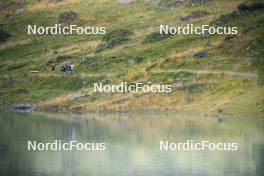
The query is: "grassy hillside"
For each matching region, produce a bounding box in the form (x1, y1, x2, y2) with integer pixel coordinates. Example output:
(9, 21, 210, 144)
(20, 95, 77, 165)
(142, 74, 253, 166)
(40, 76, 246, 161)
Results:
(0, 0, 263, 115)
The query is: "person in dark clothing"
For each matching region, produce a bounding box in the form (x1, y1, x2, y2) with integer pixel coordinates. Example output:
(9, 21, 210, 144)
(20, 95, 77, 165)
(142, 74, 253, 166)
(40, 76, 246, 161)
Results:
(51, 64, 56, 71)
(60, 64, 65, 74)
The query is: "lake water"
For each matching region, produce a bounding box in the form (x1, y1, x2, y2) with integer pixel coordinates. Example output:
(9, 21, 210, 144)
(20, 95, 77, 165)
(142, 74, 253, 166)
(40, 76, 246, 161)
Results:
(0, 109, 263, 176)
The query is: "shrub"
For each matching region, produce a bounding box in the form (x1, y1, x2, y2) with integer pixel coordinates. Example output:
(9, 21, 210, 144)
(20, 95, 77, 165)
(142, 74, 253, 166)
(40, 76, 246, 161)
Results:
(102, 28, 132, 47)
(0, 28, 11, 43)
(142, 32, 171, 43)
(96, 28, 132, 52)
(237, 2, 264, 12)
(95, 43, 107, 53)
(80, 55, 102, 69)
(7, 63, 27, 71)
(254, 37, 264, 84)
(57, 11, 77, 22)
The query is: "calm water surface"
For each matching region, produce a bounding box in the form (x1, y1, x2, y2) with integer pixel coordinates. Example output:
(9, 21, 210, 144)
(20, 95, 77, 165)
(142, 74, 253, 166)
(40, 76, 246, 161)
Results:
(0, 110, 263, 176)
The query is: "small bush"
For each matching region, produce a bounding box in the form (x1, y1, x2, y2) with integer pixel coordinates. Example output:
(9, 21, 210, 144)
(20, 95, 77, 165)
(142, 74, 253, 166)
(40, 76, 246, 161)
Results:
(0, 28, 11, 43)
(102, 28, 132, 47)
(7, 63, 27, 71)
(96, 28, 132, 52)
(95, 43, 107, 53)
(237, 2, 264, 12)
(254, 37, 264, 84)
(237, 3, 249, 11)
(57, 11, 77, 22)
(80, 55, 102, 69)
(142, 32, 171, 43)
(216, 11, 238, 24)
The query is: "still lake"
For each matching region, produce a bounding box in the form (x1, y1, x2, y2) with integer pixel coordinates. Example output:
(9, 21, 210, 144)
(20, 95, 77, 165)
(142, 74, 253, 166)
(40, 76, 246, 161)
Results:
(0, 109, 263, 176)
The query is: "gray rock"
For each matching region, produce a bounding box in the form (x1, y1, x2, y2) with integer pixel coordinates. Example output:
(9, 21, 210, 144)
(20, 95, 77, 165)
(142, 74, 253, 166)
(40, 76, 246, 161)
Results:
(57, 11, 77, 22)
(13, 8, 24, 16)
(179, 10, 208, 21)
(244, 57, 253, 66)
(113, 98, 129, 104)
(144, 0, 157, 3)
(160, 0, 184, 10)
(43, 48, 48, 53)
(117, 0, 136, 4)
(128, 56, 143, 64)
(49, 0, 63, 4)
(89, 61, 98, 68)
(68, 96, 78, 101)
(80, 93, 91, 97)
(82, 80, 88, 86)
(224, 35, 236, 41)
(193, 51, 207, 58)
(189, 0, 208, 6)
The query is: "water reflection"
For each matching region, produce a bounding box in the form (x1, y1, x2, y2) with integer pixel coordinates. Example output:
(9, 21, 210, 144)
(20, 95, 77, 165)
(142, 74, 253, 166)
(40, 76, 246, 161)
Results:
(0, 110, 263, 176)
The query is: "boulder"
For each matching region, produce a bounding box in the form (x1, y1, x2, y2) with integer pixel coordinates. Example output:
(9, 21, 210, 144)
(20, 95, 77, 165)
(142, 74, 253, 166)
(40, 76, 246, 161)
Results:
(128, 56, 143, 64)
(68, 96, 78, 101)
(82, 80, 88, 86)
(57, 11, 77, 22)
(13, 8, 24, 16)
(80, 93, 91, 97)
(117, 0, 137, 4)
(179, 10, 209, 21)
(113, 98, 129, 104)
(193, 51, 207, 58)
(160, 0, 184, 10)
(144, 0, 157, 3)
(244, 57, 253, 66)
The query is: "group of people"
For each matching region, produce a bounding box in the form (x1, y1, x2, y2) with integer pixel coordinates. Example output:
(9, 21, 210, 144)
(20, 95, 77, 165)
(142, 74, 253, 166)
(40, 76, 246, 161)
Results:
(60, 64, 74, 74)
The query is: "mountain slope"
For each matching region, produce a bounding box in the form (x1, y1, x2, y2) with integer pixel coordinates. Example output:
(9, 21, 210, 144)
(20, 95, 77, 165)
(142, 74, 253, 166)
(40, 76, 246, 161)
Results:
(0, 0, 263, 115)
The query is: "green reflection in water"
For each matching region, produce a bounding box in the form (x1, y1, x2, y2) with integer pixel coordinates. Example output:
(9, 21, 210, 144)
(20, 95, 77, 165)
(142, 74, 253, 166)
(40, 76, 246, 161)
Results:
(0, 109, 264, 176)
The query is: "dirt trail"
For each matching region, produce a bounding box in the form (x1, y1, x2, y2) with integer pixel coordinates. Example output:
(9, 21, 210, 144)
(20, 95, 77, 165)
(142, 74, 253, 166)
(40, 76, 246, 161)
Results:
(155, 69, 257, 78)
(28, 69, 257, 79)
